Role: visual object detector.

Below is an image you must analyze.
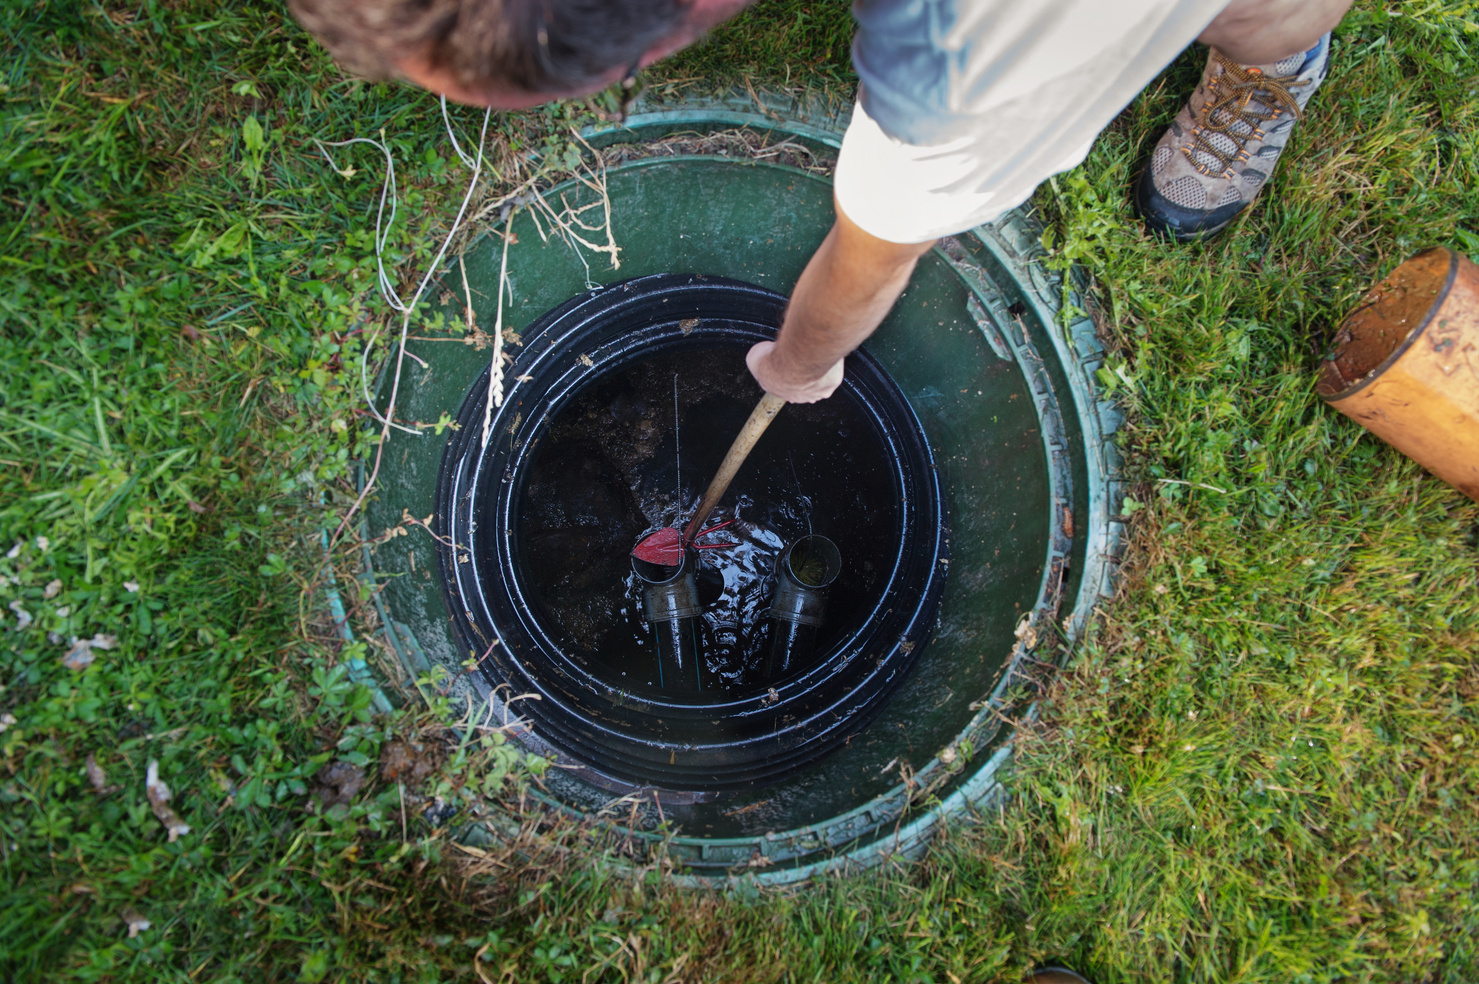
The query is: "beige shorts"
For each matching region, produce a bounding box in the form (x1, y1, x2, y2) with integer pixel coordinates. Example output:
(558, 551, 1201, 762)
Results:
(835, 0, 1233, 243)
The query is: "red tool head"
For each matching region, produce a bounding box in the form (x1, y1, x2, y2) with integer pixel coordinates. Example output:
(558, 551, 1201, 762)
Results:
(630, 520, 738, 566)
(630, 526, 685, 566)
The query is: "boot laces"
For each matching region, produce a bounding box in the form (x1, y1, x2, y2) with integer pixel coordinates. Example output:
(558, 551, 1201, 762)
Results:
(1185, 53, 1308, 178)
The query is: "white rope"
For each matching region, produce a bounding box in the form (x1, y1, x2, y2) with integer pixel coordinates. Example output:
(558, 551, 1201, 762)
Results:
(312, 134, 406, 311)
(441, 94, 479, 169)
(314, 104, 493, 439)
(317, 102, 493, 553)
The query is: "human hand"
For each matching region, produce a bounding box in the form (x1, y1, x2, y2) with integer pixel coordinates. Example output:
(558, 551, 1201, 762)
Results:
(745, 341, 844, 403)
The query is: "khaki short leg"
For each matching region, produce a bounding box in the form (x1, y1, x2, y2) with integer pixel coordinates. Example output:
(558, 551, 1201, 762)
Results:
(836, 0, 1234, 243)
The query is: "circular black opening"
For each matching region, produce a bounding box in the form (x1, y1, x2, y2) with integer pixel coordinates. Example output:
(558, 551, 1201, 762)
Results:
(437, 275, 948, 791)
(518, 343, 900, 696)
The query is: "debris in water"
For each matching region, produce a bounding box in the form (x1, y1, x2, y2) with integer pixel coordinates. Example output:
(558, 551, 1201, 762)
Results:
(789, 547, 828, 587)
(145, 760, 191, 842)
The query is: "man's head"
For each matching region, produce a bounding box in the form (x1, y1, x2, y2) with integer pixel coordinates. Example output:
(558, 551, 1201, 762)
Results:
(289, 0, 752, 109)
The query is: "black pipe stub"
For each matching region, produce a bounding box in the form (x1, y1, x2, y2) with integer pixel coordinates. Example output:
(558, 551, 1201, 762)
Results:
(632, 548, 703, 622)
(771, 535, 842, 624)
(436, 274, 948, 793)
(631, 548, 704, 694)
(766, 534, 842, 677)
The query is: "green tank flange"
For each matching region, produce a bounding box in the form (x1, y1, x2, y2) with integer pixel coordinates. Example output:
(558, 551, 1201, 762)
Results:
(338, 87, 1123, 886)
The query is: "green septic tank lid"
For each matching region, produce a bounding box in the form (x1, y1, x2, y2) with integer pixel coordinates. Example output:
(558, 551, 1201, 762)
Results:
(353, 90, 1123, 885)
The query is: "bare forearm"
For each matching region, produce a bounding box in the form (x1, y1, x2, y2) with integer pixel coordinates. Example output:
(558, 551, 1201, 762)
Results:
(779, 233, 915, 371)
(747, 196, 935, 402)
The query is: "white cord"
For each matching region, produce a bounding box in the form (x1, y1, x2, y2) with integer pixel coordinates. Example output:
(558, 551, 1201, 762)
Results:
(441, 94, 479, 169)
(313, 135, 406, 311)
(314, 103, 493, 439)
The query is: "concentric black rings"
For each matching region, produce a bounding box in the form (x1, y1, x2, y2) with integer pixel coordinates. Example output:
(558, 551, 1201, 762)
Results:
(436, 274, 948, 791)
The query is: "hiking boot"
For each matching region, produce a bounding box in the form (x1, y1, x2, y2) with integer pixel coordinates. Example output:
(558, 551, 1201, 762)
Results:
(1136, 33, 1331, 241)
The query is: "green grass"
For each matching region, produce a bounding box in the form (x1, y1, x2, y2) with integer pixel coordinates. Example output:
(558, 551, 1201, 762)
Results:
(3, 0, 1477, 981)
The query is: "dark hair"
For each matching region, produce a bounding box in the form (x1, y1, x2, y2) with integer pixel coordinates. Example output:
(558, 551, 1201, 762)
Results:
(288, 0, 687, 93)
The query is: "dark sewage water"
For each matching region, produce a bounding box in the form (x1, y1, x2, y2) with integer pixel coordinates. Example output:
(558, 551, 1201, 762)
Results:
(516, 344, 901, 698)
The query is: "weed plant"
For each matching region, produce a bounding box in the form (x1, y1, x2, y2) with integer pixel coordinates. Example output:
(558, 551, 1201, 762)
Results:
(2, 1, 1476, 982)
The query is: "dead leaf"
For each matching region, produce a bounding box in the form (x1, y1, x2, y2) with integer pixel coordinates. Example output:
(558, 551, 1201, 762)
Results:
(313, 762, 365, 809)
(1013, 614, 1038, 649)
(380, 739, 440, 786)
(86, 753, 121, 796)
(187, 500, 208, 514)
(145, 759, 191, 842)
(62, 634, 116, 670)
(8, 600, 33, 631)
(180, 324, 202, 341)
(0, 713, 16, 734)
(62, 638, 96, 670)
(43, 579, 62, 599)
(121, 906, 151, 938)
(86, 753, 107, 790)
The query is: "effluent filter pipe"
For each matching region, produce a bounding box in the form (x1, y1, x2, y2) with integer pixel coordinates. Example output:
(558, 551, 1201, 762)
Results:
(633, 549, 706, 693)
(766, 535, 842, 678)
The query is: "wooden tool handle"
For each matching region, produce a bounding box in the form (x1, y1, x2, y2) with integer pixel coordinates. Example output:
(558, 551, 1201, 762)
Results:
(683, 392, 787, 543)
